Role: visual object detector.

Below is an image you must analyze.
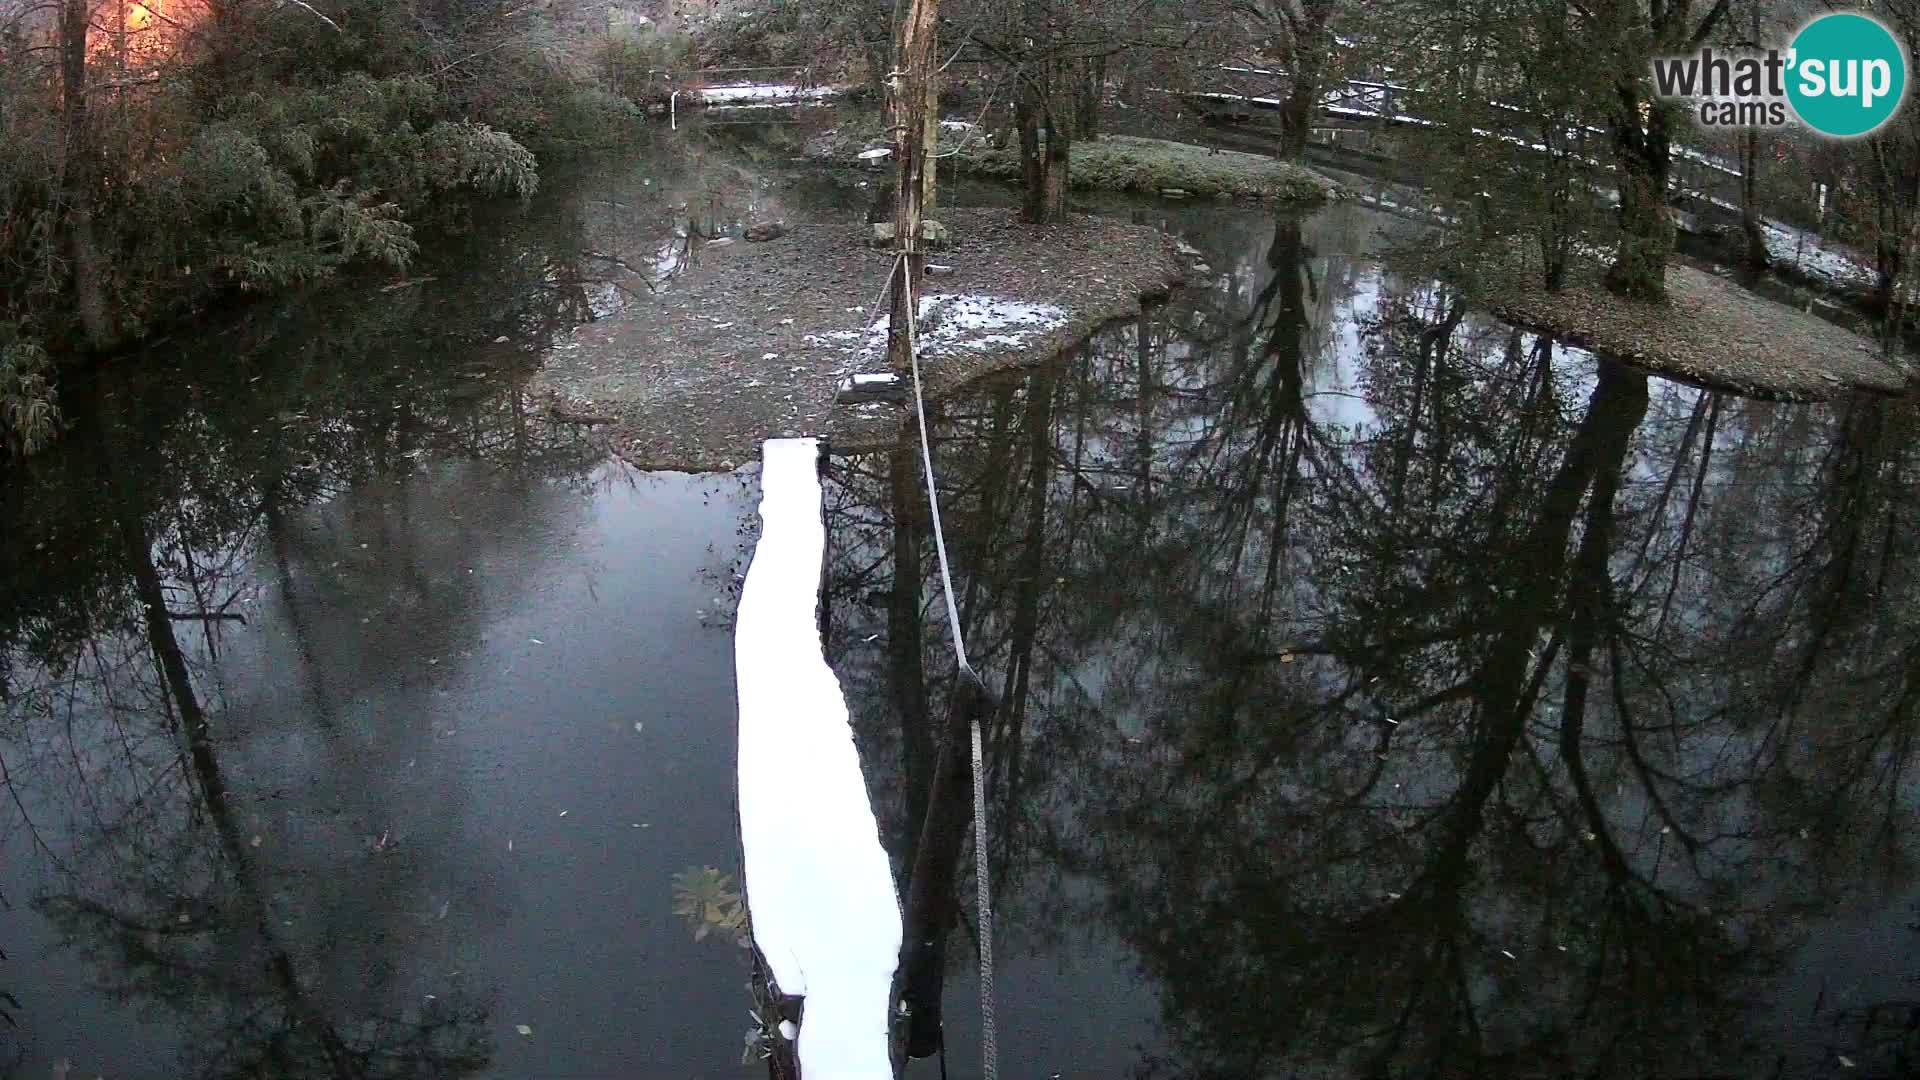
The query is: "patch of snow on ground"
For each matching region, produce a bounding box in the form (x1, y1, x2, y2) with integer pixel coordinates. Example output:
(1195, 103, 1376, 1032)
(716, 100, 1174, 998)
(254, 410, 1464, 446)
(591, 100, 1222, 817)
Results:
(810, 294, 1070, 363)
(1764, 222, 1878, 290)
(735, 438, 901, 1080)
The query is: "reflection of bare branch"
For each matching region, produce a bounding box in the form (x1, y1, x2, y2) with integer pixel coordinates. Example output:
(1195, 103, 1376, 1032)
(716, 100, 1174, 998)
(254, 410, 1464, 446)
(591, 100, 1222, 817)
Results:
(1654, 392, 1720, 637)
(1607, 632, 1704, 865)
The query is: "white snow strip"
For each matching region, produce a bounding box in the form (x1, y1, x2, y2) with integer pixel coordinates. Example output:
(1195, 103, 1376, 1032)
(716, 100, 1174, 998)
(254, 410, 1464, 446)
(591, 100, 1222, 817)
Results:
(736, 438, 901, 1080)
(699, 83, 843, 105)
(1671, 142, 1743, 178)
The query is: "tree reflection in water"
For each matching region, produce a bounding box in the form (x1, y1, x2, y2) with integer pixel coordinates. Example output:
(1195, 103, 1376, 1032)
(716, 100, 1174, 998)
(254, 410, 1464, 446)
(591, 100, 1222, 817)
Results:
(0, 179, 616, 1077)
(824, 206, 1920, 1078)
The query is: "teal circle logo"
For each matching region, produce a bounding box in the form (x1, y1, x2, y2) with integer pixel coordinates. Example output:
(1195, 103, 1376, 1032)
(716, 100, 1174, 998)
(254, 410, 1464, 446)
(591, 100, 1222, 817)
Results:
(1786, 13, 1907, 137)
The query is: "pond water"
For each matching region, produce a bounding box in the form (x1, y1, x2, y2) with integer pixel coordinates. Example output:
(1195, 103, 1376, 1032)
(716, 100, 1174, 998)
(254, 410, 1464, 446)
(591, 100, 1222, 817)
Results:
(2, 120, 1916, 1079)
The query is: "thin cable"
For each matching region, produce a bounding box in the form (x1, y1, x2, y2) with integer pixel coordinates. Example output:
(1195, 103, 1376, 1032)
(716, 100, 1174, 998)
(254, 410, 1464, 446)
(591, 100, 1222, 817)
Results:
(898, 254, 997, 1080)
(901, 256, 969, 673)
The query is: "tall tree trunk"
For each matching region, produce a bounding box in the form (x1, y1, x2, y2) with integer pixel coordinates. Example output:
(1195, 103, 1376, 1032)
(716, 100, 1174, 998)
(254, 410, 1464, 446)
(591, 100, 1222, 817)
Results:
(1267, 0, 1332, 161)
(60, 0, 110, 350)
(1740, 129, 1769, 271)
(1276, 35, 1325, 160)
(1739, 0, 1769, 272)
(1866, 137, 1913, 317)
(1042, 115, 1070, 222)
(1015, 70, 1048, 223)
(922, 64, 940, 213)
(1605, 93, 1674, 303)
(1076, 57, 1102, 139)
(886, 0, 939, 374)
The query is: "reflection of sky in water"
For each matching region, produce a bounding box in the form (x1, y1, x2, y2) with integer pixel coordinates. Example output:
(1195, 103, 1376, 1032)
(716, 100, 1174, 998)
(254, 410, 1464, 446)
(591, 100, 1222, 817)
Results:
(4, 152, 1915, 1080)
(817, 197, 1920, 1080)
(2, 447, 762, 1080)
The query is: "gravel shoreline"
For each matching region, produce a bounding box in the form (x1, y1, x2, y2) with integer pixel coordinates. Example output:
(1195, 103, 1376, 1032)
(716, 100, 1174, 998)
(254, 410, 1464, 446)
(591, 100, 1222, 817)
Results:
(532, 206, 1186, 471)
(1484, 260, 1910, 400)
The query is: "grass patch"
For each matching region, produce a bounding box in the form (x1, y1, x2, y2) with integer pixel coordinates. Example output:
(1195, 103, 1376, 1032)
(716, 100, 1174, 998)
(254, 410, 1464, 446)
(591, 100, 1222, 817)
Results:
(956, 134, 1338, 202)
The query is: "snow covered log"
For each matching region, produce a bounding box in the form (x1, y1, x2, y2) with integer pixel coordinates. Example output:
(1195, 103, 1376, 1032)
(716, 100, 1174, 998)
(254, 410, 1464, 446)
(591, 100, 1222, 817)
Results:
(736, 438, 902, 1079)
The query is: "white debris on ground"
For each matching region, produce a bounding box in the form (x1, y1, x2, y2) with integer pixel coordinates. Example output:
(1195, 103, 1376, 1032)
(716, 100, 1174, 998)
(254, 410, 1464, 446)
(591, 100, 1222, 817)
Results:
(803, 294, 1071, 368)
(1765, 221, 1879, 291)
(698, 83, 844, 106)
(735, 438, 901, 1080)
(1691, 194, 1878, 290)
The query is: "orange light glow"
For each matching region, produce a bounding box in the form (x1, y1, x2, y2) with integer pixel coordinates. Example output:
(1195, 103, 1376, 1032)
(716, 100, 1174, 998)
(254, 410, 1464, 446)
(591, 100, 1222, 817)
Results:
(91, 0, 198, 64)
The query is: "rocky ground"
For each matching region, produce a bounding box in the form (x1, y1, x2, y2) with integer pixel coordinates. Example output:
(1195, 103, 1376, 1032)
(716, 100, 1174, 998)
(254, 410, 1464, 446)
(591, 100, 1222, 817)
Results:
(532, 206, 1187, 470)
(1484, 259, 1910, 400)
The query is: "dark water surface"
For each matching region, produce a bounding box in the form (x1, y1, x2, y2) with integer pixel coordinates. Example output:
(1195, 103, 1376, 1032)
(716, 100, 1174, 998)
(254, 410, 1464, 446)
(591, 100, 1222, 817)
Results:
(3, 121, 1917, 1079)
(828, 204, 1920, 1079)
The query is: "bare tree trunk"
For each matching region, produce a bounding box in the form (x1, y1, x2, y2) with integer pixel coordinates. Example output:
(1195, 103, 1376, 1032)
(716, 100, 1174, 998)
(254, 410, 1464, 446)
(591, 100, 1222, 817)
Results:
(1605, 94, 1674, 303)
(1739, 0, 1769, 272)
(1866, 137, 1913, 317)
(886, 0, 939, 375)
(1076, 56, 1101, 138)
(1015, 71, 1047, 223)
(923, 64, 939, 214)
(60, 0, 110, 350)
(1261, 0, 1333, 161)
(1740, 129, 1769, 271)
(1042, 111, 1070, 221)
(1276, 27, 1327, 161)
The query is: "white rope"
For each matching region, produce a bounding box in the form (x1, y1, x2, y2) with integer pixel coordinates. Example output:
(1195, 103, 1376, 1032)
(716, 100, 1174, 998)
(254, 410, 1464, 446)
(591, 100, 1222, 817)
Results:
(897, 253, 997, 1080)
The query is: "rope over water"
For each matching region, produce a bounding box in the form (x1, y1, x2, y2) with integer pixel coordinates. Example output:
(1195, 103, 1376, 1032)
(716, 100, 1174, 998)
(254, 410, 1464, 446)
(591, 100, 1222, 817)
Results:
(897, 253, 998, 1080)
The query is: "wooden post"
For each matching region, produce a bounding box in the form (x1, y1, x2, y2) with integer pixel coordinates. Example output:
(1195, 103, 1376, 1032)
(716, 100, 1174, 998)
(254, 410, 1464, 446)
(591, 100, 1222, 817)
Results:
(887, 0, 939, 377)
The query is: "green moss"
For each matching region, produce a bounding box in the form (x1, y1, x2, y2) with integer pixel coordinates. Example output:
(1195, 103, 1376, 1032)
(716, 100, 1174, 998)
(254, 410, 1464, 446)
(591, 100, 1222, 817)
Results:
(957, 135, 1338, 202)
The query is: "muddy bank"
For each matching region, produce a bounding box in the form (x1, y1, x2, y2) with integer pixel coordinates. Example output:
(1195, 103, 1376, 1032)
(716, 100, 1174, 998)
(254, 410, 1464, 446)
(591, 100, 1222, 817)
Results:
(532, 207, 1185, 469)
(1482, 259, 1909, 400)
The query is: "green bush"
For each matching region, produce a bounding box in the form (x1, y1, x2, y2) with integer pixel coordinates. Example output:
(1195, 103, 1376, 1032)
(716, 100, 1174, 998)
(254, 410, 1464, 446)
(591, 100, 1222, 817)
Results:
(1, 332, 58, 458)
(0, 0, 654, 458)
